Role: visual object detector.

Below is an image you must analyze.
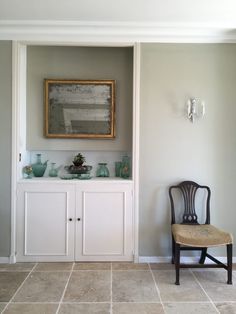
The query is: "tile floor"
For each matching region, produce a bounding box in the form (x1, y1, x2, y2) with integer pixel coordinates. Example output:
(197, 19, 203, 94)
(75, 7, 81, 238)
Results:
(0, 262, 235, 313)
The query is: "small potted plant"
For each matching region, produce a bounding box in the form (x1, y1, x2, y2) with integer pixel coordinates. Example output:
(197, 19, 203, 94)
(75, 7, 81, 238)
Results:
(72, 153, 86, 167)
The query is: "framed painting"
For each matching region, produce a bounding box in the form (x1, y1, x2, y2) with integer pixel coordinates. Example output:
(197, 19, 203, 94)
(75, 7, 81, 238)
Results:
(44, 79, 115, 138)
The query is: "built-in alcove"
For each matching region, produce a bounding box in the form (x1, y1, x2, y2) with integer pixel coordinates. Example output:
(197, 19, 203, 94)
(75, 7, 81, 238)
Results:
(24, 45, 133, 177)
(13, 42, 139, 263)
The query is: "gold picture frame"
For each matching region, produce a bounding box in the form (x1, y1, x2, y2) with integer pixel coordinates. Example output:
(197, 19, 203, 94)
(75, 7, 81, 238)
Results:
(44, 79, 115, 138)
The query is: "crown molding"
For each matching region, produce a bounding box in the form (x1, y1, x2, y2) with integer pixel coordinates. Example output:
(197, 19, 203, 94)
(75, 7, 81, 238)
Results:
(0, 20, 236, 43)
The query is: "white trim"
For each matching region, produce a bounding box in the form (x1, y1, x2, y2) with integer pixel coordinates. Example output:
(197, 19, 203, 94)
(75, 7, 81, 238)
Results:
(10, 41, 18, 265)
(139, 256, 236, 264)
(133, 43, 141, 263)
(0, 257, 10, 263)
(1, 20, 236, 43)
(11, 42, 28, 264)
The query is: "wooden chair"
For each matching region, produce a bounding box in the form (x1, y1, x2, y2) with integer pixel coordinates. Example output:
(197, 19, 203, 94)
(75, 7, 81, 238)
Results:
(169, 180, 233, 285)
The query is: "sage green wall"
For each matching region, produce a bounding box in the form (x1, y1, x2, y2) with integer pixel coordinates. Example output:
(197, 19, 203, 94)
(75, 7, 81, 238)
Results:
(27, 46, 133, 151)
(139, 44, 236, 257)
(0, 41, 12, 257)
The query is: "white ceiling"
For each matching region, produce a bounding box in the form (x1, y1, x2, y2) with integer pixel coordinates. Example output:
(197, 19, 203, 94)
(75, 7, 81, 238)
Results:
(1, 0, 236, 26)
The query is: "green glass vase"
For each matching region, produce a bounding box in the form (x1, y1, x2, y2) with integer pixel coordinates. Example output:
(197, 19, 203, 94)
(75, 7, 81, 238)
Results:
(120, 155, 130, 179)
(96, 163, 110, 177)
(32, 154, 48, 177)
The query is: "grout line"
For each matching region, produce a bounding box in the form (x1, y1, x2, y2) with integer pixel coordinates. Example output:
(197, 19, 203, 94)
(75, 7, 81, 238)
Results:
(0, 270, 37, 272)
(109, 269, 150, 271)
(5, 302, 59, 304)
(148, 263, 166, 314)
(72, 269, 111, 272)
(7, 301, 111, 304)
(161, 301, 216, 304)
(6, 300, 235, 304)
(55, 262, 74, 314)
(31, 270, 74, 273)
(190, 270, 220, 314)
(110, 263, 112, 314)
(2, 262, 38, 313)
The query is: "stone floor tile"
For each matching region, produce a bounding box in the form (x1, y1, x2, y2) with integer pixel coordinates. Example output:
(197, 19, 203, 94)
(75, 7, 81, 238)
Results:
(193, 270, 236, 302)
(13, 272, 70, 302)
(215, 302, 236, 313)
(74, 262, 111, 270)
(112, 263, 149, 270)
(113, 302, 164, 313)
(112, 270, 159, 302)
(149, 263, 174, 270)
(0, 263, 35, 272)
(58, 303, 110, 314)
(3, 303, 58, 314)
(152, 270, 208, 302)
(0, 303, 7, 312)
(0, 272, 28, 302)
(164, 302, 218, 314)
(34, 262, 73, 271)
(63, 270, 110, 302)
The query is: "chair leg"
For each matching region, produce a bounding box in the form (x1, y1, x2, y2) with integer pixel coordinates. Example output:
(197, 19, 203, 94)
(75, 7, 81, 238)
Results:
(199, 248, 207, 264)
(171, 237, 175, 264)
(227, 244, 233, 284)
(175, 242, 180, 285)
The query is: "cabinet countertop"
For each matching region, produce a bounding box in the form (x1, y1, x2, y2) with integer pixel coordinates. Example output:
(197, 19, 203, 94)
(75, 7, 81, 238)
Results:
(18, 177, 133, 184)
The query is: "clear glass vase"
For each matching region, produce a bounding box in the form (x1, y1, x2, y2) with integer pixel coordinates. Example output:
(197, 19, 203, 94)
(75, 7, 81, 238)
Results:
(49, 162, 58, 177)
(23, 165, 33, 179)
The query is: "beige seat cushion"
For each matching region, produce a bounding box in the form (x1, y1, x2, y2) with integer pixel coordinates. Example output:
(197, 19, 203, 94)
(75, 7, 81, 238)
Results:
(172, 224, 233, 247)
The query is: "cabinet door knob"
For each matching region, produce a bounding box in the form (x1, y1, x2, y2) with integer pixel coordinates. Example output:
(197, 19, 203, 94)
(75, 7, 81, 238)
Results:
(77, 218, 81, 221)
(69, 218, 73, 221)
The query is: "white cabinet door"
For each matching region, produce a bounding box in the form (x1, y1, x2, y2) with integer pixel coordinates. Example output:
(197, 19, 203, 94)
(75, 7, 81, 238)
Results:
(16, 183, 75, 262)
(75, 182, 133, 261)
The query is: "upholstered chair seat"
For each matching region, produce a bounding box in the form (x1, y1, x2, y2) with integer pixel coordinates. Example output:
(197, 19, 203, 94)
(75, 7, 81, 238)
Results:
(172, 224, 233, 248)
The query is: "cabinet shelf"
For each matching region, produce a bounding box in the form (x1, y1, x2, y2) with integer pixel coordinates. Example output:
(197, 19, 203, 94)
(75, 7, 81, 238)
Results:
(18, 177, 133, 184)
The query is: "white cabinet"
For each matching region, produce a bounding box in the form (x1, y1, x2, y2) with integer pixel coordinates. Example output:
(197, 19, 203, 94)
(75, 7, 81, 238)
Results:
(75, 182, 133, 261)
(16, 182, 76, 262)
(16, 180, 133, 262)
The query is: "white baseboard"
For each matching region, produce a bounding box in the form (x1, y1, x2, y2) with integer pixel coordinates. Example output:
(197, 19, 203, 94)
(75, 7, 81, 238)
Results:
(139, 256, 236, 264)
(0, 257, 10, 263)
(0, 254, 16, 264)
(1, 255, 235, 264)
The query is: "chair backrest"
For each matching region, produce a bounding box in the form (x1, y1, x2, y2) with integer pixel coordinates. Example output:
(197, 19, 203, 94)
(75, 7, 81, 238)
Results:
(169, 180, 211, 225)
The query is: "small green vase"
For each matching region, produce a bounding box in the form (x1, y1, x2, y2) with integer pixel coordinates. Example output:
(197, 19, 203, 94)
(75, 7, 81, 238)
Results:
(120, 155, 130, 179)
(96, 163, 110, 177)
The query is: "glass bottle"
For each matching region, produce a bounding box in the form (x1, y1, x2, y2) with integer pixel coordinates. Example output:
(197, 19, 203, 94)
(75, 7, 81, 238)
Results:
(32, 153, 48, 177)
(49, 162, 58, 177)
(96, 163, 110, 177)
(120, 155, 130, 179)
(115, 161, 122, 177)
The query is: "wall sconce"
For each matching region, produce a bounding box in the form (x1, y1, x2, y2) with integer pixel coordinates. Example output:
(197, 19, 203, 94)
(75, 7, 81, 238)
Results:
(187, 98, 205, 123)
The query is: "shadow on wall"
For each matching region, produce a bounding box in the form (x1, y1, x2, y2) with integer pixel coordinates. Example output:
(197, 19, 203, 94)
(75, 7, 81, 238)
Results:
(139, 184, 172, 257)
